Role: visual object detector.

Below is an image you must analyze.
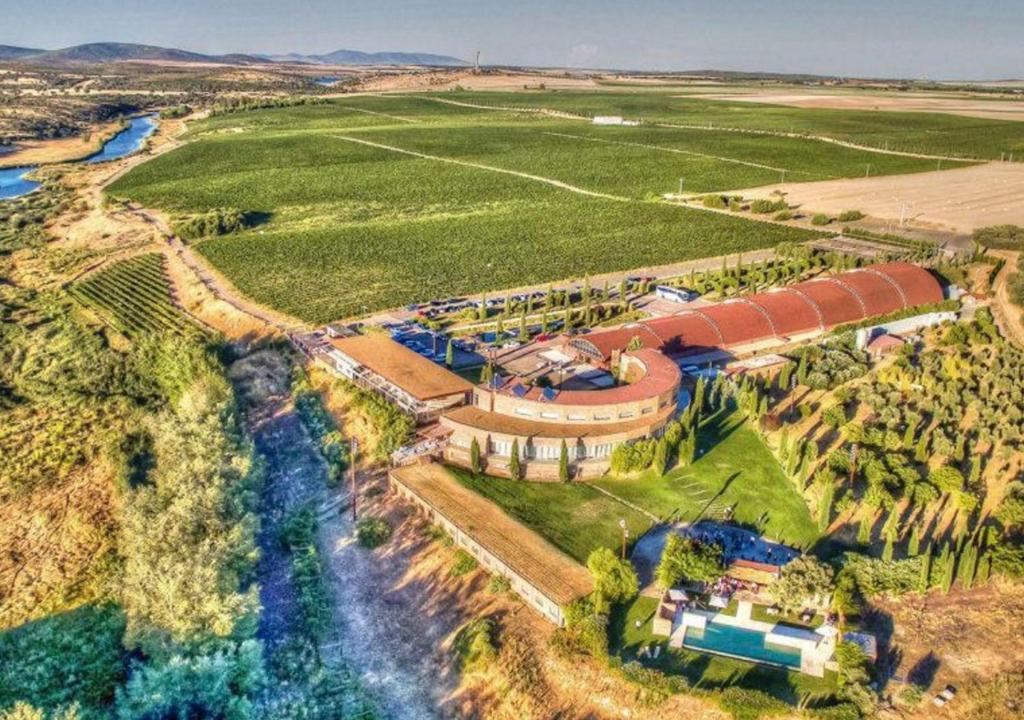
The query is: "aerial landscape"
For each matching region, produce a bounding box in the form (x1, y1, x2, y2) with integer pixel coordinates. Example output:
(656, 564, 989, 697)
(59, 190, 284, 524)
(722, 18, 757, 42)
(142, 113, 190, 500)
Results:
(3, 1, 1024, 719)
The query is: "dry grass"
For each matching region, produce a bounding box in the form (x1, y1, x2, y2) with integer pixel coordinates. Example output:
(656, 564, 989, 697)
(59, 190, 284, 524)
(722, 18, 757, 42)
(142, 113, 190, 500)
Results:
(736, 161, 1024, 233)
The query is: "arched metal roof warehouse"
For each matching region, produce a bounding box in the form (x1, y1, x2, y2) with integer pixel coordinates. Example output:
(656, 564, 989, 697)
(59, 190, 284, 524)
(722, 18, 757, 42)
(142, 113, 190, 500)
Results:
(572, 262, 943, 361)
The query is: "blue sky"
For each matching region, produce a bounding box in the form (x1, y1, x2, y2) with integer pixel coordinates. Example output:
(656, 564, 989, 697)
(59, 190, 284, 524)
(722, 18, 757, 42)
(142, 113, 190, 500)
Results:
(4, 0, 1022, 79)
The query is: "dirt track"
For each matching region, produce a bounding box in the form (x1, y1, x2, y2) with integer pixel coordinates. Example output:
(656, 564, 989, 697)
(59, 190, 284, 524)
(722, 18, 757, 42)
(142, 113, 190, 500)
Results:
(736, 161, 1024, 233)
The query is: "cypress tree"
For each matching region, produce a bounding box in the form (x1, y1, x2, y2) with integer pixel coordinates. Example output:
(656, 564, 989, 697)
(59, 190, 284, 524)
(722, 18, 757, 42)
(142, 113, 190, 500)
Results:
(958, 542, 978, 590)
(796, 353, 809, 386)
(779, 428, 791, 464)
(445, 339, 454, 368)
(470, 437, 481, 474)
(481, 362, 494, 385)
(857, 516, 872, 546)
(563, 306, 572, 330)
(541, 309, 549, 334)
(941, 545, 956, 593)
(914, 433, 929, 464)
(496, 315, 505, 336)
(902, 419, 917, 450)
(882, 534, 895, 563)
(779, 363, 793, 392)
(652, 437, 669, 476)
(968, 456, 982, 486)
(919, 543, 933, 592)
(975, 551, 992, 585)
(559, 440, 569, 483)
(619, 278, 628, 307)
(509, 439, 521, 480)
(519, 311, 528, 339)
(818, 479, 834, 532)
(908, 525, 921, 557)
(693, 376, 706, 414)
(478, 295, 488, 322)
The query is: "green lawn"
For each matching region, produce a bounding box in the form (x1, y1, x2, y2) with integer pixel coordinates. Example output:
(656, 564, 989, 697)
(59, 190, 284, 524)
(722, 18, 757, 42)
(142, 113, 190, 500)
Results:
(595, 410, 819, 548)
(609, 595, 838, 707)
(451, 467, 653, 564)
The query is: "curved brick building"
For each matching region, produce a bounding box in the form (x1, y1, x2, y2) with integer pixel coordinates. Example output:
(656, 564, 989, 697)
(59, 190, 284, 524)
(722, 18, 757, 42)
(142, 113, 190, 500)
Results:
(442, 350, 681, 480)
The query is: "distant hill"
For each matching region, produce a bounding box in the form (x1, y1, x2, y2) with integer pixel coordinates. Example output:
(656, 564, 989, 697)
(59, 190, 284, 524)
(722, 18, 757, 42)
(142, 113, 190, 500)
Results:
(4, 42, 263, 66)
(0, 44, 45, 60)
(266, 48, 469, 67)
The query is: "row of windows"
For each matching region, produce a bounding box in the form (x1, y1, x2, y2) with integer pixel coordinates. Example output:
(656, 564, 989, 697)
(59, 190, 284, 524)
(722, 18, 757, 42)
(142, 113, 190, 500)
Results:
(488, 440, 615, 460)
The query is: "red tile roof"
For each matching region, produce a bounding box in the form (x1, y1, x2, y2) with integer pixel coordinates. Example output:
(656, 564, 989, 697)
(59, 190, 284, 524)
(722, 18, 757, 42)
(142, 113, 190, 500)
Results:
(580, 262, 943, 359)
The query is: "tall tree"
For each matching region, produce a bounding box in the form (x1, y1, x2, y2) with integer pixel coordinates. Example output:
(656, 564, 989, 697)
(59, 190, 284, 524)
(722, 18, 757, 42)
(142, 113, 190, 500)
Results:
(508, 439, 521, 480)
(470, 436, 481, 474)
(586, 547, 639, 613)
(559, 440, 570, 483)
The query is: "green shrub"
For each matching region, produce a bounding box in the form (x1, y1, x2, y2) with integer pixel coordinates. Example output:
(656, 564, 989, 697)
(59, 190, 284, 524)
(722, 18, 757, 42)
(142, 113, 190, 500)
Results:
(750, 198, 787, 214)
(172, 207, 253, 240)
(729, 199, 744, 212)
(616, 662, 689, 707)
(973, 224, 1024, 250)
(426, 523, 454, 547)
(811, 213, 832, 226)
(488, 575, 512, 595)
(773, 209, 793, 221)
(449, 549, 479, 577)
(355, 516, 392, 548)
(838, 210, 865, 222)
(453, 618, 496, 672)
(702, 194, 727, 209)
(717, 686, 788, 720)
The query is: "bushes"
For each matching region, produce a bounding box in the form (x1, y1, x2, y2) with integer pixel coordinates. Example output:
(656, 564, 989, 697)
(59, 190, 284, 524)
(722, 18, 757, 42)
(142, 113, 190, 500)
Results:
(347, 381, 414, 460)
(0, 605, 126, 718)
(173, 208, 254, 240)
(811, 213, 832, 226)
(973, 224, 1024, 250)
(292, 367, 347, 485)
(716, 686, 788, 720)
(750, 198, 788, 215)
(280, 507, 332, 642)
(610, 439, 656, 473)
(773, 209, 793, 221)
(656, 534, 722, 588)
(837, 210, 865, 222)
(616, 662, 690, 708)
(452, 618, 496, 672)
(449, 550, 479, 577)
(702, 194, 727, 209)
(355, 516, 392, 548)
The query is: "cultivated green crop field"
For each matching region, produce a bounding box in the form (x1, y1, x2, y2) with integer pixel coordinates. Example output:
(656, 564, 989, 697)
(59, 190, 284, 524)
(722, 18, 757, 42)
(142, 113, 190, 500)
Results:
(108, 90, 1021, 323)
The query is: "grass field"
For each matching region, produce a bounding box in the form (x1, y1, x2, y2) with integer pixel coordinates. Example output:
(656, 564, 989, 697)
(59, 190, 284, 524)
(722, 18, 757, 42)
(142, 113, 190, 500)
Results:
(609, 595, 837, 706)
(437, 90, 1024, 159)
(595, 410, 819, 548)
(103, 91, 1009, 324)
(69, 253, 201, 338)
(452, 468, 652, 564)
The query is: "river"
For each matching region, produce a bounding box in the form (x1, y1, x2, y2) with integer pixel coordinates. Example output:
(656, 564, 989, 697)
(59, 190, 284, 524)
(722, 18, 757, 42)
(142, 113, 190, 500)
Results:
(0, 114, 158, 200)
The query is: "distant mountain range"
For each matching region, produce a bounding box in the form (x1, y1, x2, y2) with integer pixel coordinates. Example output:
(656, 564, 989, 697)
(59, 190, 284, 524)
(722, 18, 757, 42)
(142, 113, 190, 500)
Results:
(261, 49, 469, 67)
(0, 42, 467, 67)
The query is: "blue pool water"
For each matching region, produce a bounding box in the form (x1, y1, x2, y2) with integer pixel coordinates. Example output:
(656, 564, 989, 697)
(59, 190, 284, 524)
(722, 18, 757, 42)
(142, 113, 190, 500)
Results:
(684, 622, 802, 669)
(0, 166, 41, 199)
(86, 114, 157, 164)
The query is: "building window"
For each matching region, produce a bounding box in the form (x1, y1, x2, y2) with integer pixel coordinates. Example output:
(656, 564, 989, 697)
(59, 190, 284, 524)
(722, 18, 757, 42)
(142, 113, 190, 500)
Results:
(540, 411, 559, 420)
(594, 413, 611, 421)
(618, 411, 635, 419)
(567, 413, 586, 421)
(514, 407, 534, 417)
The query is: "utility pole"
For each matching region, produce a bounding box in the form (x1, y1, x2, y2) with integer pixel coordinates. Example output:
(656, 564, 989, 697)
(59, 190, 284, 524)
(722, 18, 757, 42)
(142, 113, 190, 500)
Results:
(678, 177, 684, 195)
(349, 438, 359, 522)
(619, 518, 628, 560)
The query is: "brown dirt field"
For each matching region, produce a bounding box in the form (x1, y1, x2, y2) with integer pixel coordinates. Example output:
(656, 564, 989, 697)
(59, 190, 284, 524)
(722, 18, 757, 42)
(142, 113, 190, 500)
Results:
(359, 70, 599, 93)
(694, 91, 1024, 122)
(873, 580, 1024, 717)
(737, 162, 1024, 233)
(0, 120, 124, 168)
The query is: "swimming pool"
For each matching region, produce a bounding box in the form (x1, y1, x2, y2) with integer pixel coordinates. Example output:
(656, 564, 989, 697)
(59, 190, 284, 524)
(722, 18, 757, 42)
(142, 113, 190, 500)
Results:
(683, 622, 802, 669)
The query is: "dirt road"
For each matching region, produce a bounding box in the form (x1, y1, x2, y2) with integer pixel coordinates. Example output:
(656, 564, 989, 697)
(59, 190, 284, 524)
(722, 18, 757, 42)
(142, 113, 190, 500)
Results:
(989, 249, 1024, 347)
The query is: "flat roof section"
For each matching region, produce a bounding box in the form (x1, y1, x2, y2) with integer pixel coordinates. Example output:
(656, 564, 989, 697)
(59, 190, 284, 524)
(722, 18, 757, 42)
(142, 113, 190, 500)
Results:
(390, 463, 594, 606)
(328, 334, 473, 401)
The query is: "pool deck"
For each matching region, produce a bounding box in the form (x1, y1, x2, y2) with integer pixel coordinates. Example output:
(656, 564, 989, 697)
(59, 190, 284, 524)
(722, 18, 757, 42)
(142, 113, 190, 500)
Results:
(661, 599, 834, 676)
